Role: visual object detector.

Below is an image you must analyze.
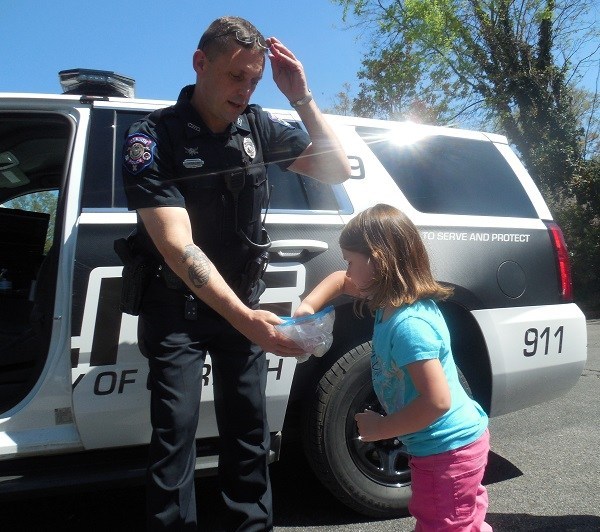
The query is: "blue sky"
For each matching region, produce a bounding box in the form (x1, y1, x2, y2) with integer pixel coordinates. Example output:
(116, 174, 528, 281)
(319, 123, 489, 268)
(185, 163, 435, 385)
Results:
(2, 1, 598, 114)
(1, 0, 364, 109)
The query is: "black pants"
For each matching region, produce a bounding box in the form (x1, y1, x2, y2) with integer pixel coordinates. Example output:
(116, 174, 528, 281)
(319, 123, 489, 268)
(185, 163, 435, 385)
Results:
(139, 277, 272, 531)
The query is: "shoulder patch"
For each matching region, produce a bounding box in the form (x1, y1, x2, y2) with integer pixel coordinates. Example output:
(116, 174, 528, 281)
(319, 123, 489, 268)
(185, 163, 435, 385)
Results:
(123, 133, 156, 175)
(267, 112, 294, 129)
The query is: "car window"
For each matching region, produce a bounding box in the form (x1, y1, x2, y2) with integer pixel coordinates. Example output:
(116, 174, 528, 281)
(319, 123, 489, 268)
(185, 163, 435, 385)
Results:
(0, 112, 67, 263)
(267, 163, 341, 212)
(356, 126, 537, 218)
(83, 110, 143, 209)
(265, 118, 344, 213)
(2, 191, 58, 253)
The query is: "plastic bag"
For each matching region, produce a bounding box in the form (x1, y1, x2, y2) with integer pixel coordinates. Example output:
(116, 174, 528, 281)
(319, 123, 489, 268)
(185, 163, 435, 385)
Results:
(276, 306, 335, 363)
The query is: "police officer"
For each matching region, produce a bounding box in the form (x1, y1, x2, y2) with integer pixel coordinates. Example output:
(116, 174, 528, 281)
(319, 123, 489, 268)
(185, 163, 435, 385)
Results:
(122, 16, 350, 532)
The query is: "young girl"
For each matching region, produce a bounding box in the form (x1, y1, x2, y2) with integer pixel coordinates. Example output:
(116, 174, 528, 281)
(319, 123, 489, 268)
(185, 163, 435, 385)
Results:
(295, 204, 492, 531)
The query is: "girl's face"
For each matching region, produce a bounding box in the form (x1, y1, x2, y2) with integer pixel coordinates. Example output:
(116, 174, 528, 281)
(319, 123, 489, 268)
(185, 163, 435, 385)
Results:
(342, 249, 376, 297)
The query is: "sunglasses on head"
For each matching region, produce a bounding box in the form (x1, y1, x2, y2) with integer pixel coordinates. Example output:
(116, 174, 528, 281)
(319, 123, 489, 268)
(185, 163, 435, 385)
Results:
(200, 30, 269, 51)
(233, 31, 269, 50)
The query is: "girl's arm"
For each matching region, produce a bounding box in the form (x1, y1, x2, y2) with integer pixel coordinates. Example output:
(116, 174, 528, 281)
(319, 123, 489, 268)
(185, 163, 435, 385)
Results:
(294, 270, 360, 316)
(355, 358, 451, 441)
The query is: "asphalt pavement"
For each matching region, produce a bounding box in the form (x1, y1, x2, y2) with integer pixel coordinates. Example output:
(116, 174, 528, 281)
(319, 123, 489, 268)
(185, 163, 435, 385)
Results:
(1, 321, 598, 531)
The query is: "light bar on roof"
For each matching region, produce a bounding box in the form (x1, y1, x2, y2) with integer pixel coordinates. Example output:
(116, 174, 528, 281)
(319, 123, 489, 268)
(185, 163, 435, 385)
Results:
(58, 68, 135, 98)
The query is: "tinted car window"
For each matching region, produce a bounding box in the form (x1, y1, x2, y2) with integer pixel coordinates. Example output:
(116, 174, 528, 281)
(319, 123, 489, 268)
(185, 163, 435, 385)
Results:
(266, 119, 342, 213)
(2, 191, 58, 253)
(83, 110, 147, 210)
(356, 127, 537, 218)
(267, 164, 340, 212)
(0, 113, 69, 203)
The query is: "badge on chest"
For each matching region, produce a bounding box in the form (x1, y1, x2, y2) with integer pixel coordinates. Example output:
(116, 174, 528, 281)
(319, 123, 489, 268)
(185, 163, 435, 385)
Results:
(243, 137, 256, 160)
(183, 146, 205, 169)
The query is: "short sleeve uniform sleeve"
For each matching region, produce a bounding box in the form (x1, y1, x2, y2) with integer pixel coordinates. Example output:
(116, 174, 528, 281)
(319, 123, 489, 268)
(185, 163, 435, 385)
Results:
(122, 112, 185, 211)
(250, 104, 310, 169)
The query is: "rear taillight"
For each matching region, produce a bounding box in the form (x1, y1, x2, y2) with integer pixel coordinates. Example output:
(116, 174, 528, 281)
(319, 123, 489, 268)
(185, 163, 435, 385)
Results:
(545, 221, 573, 302)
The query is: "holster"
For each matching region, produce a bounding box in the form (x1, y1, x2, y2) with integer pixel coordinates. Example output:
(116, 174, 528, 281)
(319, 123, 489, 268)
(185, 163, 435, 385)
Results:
(114, 236, 155, 316)
(237, 249, 269, 302)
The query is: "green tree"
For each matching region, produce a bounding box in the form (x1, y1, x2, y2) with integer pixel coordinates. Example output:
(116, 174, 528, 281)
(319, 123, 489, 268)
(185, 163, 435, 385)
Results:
(325, 82, 355, 115)
(334, 0, 599, 190)
(547, 157, 600, 312)
(573, 83, 600, 160)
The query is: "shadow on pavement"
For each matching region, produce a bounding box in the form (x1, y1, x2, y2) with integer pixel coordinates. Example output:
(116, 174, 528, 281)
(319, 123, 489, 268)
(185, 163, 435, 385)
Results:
(484, 450, 523, 484)
(0, 442, 551, 531)
(487, 513, 600, 531)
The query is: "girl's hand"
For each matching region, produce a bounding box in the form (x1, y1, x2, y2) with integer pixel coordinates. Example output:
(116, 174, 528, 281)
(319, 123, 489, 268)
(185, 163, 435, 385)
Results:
(293, 302, 316, 318)
(355, 409, 386, 442)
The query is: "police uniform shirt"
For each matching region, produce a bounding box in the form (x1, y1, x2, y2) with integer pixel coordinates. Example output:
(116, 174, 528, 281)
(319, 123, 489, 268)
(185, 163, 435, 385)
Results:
(122, 85, 310, 281)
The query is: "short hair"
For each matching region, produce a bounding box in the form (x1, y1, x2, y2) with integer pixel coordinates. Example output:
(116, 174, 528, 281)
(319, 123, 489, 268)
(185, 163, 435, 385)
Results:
(197, 16, 266, 60)
(339, 204, 453, 312)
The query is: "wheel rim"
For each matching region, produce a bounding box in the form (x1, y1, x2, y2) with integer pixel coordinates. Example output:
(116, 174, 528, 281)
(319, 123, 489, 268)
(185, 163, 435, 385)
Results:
(345, 381, 411, 487)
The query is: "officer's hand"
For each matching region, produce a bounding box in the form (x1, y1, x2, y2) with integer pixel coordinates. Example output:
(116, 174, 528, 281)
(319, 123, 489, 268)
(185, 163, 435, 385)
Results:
(239, 309, 305, 357)
(266, 37, 309, 105)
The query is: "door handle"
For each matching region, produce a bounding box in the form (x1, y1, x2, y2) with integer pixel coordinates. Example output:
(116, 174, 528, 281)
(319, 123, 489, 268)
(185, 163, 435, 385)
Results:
(269, 239, 328, 258)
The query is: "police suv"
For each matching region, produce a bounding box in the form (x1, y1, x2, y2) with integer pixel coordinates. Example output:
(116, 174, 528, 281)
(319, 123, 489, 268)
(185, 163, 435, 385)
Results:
(0, 69, 587, 517)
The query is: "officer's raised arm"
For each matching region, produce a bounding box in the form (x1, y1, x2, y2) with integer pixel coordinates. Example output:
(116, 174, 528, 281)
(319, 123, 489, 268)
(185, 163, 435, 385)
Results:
(267, 37, 350, 184)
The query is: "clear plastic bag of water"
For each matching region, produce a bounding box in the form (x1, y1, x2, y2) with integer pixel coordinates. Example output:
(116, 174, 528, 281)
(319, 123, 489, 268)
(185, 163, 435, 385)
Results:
(276, 305, 335, 363)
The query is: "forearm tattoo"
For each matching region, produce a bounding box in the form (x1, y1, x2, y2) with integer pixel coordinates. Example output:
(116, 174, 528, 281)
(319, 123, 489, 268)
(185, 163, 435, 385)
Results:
(181, 245, 211, 288)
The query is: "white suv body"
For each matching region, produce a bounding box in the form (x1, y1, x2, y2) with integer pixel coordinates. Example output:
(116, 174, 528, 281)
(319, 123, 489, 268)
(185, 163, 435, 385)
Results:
(0, 89, 587, 516)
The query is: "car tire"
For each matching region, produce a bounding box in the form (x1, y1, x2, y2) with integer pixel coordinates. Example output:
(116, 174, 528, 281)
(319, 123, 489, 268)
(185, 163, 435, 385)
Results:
(302, 342, 412, 518)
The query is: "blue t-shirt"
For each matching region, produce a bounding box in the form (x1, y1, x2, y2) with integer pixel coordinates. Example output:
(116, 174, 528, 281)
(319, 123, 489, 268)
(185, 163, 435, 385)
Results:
(371, 299, 488, 456)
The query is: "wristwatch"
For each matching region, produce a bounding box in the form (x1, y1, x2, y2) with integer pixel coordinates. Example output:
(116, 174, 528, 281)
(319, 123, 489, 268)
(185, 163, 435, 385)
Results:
(290, 90, 313, 108)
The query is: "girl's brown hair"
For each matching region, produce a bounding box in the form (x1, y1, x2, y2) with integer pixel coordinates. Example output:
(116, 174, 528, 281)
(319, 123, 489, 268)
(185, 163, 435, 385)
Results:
(339, 204, 453, 311)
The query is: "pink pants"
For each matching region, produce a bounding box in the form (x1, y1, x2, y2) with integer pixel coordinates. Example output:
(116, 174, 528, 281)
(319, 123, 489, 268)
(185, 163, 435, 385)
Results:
(409, 428, 492, 531)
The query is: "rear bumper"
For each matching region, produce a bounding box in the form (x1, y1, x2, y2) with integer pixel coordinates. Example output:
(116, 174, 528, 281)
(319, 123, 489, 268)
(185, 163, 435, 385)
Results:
(472, 303, 587, 416)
